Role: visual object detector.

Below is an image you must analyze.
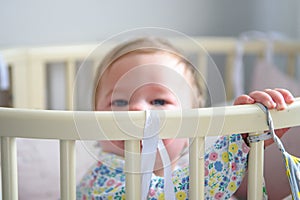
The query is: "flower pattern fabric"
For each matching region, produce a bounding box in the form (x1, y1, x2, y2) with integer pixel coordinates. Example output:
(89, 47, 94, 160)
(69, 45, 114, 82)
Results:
(77, 134, 250, 200)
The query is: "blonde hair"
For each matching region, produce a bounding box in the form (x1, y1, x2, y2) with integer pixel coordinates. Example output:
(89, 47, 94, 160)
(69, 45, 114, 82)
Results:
(94, 37, 206, 108)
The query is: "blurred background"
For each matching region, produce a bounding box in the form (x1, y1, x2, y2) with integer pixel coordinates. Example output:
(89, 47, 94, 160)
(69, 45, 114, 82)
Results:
(0, 0, 299, 48)
(1, 0, 300, 109)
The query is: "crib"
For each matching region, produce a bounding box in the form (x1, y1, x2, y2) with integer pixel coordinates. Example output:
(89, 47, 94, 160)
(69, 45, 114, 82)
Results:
(1, 36, 300, 200)
(3, 37, 300, 109)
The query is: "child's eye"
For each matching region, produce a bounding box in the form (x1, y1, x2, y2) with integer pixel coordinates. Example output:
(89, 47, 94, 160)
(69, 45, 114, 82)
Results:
(151, 99, 166, 106)
(111, 99, 128, 107)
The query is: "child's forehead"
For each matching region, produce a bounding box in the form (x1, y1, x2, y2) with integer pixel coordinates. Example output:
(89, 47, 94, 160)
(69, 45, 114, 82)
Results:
(105, 52, 186, 78)
(97, 52, 194, 96)
(112, 52, 181, 68)
(101, 64, 192, 99)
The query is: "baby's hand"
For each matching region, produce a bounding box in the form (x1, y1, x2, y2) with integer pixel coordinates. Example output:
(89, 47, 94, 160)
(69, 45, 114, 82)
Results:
(233, 88, 295, 147)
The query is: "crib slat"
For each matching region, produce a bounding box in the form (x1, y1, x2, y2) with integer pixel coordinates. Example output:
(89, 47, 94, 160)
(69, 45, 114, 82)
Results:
(65, 60, 76, 110)
(225, 53, 235, 100)
(10, 59, 30, 108)
(1, 137, 18, 200)
(60, 140, 76, 200)
(189, 137, 205, 200)
(28, 59, 47, 109)
(124, 140, 141, 200)
(287, 53, 296, 78)
(247, 132, 264, 200)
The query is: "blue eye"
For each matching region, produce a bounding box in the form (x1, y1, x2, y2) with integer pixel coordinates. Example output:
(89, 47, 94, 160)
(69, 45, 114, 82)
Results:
(151, 99, 166, 106)
(111, 99, 128, 107)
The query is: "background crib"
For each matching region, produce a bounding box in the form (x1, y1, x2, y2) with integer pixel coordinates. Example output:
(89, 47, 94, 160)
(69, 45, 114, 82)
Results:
(1, 37, 300, 199)
(2, 37, 300, 110)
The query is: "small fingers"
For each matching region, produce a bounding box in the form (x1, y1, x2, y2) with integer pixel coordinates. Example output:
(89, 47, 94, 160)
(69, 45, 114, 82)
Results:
(263, 89, 287, 110)
(274, 88, 295, 104)
(249, 88, 295, 110)
(248, 90, 276, 109)
(233, 94, 255, 105)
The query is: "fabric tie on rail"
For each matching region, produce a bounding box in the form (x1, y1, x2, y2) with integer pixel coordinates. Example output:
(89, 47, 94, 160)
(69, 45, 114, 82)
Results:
(141, 110, 175, 200)
(157, 139, 176, 199)
(257, 103, 300, 200)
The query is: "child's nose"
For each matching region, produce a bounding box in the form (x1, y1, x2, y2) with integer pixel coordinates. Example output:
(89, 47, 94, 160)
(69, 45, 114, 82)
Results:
(129, 101, 149, 111)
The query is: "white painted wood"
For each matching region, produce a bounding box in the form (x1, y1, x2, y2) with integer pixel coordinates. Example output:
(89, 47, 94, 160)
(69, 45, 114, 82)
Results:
(124, 140, 141, 200)
(189, 137, 205, 200)
(1, 137, 18, 200)
(247, 132, 264, 200)
(60, 140, 76, 200)
(0, 98, 299, 140)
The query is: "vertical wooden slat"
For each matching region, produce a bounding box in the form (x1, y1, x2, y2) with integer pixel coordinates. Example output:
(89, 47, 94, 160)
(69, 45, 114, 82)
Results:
(10, 59, 30, 108)
(1, 137, 18, 200)
(60, 140, 76, 200)
(225, 53, 235, 101)
(124, 140, 141, 200)
(247, 132, 264, 200)
(189, 137, 205, 200)
(287, 53, 296, 78)
(28, 59, 47, 109)
(65, 60, 76, 110)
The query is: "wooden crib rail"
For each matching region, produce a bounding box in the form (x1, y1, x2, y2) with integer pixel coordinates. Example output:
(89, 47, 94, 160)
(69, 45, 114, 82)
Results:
(0, 98, 300, 200)
(0, 98, 299, 140)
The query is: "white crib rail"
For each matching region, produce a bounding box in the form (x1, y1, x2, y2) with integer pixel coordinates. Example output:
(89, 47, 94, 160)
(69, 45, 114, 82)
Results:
(0, 98, 300, 200)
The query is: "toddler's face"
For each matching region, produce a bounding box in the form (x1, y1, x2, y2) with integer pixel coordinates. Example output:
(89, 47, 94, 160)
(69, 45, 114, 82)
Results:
(96, 52, 194, 174)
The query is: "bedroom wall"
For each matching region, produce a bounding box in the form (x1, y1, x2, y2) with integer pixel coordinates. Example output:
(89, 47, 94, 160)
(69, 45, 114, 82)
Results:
(0, 0, 299, 48)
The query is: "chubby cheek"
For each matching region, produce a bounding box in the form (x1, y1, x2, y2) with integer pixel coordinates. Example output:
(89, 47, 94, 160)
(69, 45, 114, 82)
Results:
(99, 141, 125, 157)
(163, 138, 188, 161)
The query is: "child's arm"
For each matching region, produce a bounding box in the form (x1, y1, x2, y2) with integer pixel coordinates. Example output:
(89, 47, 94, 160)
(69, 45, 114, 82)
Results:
(233, 88, 295, 147)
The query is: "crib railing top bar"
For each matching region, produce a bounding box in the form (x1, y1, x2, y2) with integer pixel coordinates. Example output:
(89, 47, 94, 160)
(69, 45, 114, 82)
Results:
(2, 37, 300, 62)
(0, 98, 300, 140)
(178, 37, 300, 53)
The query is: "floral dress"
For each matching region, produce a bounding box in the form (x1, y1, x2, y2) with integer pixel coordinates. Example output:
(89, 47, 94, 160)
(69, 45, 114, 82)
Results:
(76, 134, 250, 200)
